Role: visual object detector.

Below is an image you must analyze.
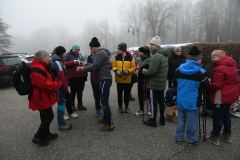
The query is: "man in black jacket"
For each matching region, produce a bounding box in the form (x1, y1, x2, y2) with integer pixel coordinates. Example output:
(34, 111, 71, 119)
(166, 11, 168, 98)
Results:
(166, 47, 186, 107)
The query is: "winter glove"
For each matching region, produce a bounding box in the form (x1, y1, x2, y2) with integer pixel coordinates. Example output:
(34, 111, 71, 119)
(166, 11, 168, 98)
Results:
(115, 70, 122, 76)
(142, 69, 148, 75)
(123, 70, 130, 76)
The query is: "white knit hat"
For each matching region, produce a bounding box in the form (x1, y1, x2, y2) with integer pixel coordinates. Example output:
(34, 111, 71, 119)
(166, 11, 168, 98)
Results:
(149, 36, 161, 47)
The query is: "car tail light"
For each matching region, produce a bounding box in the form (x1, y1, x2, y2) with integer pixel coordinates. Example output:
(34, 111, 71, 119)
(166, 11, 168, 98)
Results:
(0, 66, 10, 72)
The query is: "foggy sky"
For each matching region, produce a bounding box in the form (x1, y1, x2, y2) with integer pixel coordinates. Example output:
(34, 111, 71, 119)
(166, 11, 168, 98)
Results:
(0, 0, 128, 36)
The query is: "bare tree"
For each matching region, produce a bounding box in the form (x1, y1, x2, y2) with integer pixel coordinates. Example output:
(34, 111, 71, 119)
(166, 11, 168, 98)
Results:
(0, 18, 11, 52)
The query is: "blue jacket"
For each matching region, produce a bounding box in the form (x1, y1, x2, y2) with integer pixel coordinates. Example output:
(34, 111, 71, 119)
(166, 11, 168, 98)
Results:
(52, 54, 68, 105)
(176, 60, 206, 111)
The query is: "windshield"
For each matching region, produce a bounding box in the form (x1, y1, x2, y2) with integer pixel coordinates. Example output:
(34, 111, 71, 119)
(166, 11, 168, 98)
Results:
(0, 57, 22, 66)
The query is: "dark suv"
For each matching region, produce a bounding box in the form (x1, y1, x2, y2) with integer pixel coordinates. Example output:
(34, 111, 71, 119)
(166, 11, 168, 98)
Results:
(0, 54, 22, 85)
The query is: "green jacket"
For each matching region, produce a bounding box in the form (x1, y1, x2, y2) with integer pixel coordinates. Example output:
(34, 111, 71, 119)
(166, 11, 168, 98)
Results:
(144, 48, 168, 91)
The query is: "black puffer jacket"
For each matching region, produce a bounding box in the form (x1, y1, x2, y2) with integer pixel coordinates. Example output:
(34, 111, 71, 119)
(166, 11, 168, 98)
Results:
(167, 52, 186, 87)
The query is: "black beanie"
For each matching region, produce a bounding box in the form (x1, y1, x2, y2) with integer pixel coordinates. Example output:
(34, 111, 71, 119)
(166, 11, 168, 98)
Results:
(139, 46, 150, 57)
(188, 46, 202, 60)
(117, 43, 127, 51)
(89, 37, 101, 48)
(55, 46, 66, 56)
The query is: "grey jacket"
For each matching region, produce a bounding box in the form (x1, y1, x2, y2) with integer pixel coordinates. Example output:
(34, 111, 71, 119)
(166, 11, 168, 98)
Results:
(85, 48, 112, 80)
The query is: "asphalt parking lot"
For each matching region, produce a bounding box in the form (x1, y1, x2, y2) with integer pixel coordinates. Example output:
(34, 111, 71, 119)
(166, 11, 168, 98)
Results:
(0, 81, 239, 160)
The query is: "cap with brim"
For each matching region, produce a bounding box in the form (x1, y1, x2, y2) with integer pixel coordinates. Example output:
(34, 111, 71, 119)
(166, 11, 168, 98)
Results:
(72, 44, 80, 50)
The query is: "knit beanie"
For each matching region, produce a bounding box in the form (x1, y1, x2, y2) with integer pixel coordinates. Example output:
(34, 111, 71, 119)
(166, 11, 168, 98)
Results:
(188, 46, 202, 60)
(89, 37, 101, 48)
(117, 43, 127, 51)
(149, 36, 161, 47)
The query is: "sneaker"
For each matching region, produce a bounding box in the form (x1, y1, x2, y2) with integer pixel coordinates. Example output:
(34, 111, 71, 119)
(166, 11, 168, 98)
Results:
(78, 105, 87, 111)
(208, 135, 220, 146)
(221, 134, 232, 143)
(134, 111, 144, 116)
(143, 119, 157, 127)
(32, 137, 49, 147)
(187, 141, 199, 147)
(95, 111, 102, 118)
(119, 107, 124, 114)
(64, 115, 69, 121)
(100, 124, 115, 131)
(59, 124, 72, 131)
(70, 112, 79, 118)
(124, 106, 129, 113)
(44, 133, 58, 141)
(159, 116, 166, 126)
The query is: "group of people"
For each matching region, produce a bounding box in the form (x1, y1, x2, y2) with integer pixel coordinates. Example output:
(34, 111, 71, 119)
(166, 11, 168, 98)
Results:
(28, 35, 240, 148)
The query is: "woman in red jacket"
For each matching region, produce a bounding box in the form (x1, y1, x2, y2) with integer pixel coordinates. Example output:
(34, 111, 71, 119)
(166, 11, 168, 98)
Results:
(29, 50, 62, 147)
(208, 50, 239, 146)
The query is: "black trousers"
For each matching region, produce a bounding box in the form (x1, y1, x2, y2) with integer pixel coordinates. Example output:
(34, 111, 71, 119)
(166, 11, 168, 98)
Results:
(65, 92, 73, 115)
(69, 77, 86, 106)
(149, 89, 165, 121)
(211, 104, 231, 137)
(117, 83, 131, 107)
(35, 107, 54, 139)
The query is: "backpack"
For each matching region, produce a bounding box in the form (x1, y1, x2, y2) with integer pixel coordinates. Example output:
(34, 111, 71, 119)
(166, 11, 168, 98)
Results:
(13, 62, 47, 97)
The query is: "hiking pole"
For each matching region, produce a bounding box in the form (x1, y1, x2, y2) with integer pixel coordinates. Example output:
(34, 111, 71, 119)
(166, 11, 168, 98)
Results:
(202, 89, 207, 141)
(143, 77, 149, 122)
(198, 105, 202, 141)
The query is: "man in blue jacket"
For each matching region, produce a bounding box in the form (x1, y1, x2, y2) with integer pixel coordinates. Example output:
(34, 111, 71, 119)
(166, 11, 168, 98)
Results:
(175, 46, 206, 146)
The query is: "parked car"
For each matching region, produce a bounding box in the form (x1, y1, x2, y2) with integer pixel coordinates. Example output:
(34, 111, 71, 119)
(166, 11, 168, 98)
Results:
(0, 54, 22, 85)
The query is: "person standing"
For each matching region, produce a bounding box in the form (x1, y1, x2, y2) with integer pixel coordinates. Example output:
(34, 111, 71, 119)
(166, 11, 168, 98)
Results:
(112, 43, 136, 113)
(80, 37, 114, 131)
(134, 46, 151, 116)
(166, 47, 186, 107)
(87, 52, 102, 117)
(52, 46, 74, 130)
(65, 45, 88, 111)
(142, 36, 168, 127)
(208, 50, 239, 146)
(29, 50, 62, 147)
(175, 46, 206, 146)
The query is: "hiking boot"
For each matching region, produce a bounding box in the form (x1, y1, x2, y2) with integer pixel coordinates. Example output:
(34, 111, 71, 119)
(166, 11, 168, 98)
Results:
(70, 112, 79, 118)
(221, 134, 232, 143)
(59, 124, 72, 131)
(97, 118, 106, 124)
(124, 106, 129, 113)
(143, 119, 157, 128)
(187, 141, 199, 147)
(176, 140, 183, 145)
(95, 111, 102, 118)
(32, 137, 49, 147)
(100, 124, 115, 131)
(44, 133, 58, 141)
(159, 116, 166, 126)
(208, 135, 220, 146)
(119, 106, 124, 114)
(78, 105, 87, 111)
(134, 110, 144, 116)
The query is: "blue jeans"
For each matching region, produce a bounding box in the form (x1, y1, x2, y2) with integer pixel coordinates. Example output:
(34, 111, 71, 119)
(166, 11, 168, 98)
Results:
(100, 79, 112, 125)
(176, 109, 198, 143)
(57, 104, 66, 126)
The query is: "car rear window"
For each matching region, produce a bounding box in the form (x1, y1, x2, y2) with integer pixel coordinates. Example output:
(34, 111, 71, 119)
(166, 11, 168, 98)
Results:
(0, 57, 22, 66)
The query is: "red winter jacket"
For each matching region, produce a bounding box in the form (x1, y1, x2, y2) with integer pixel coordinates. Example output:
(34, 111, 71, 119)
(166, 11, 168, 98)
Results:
(29, 59, 62, 111)
(210, 56, 239, 105)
